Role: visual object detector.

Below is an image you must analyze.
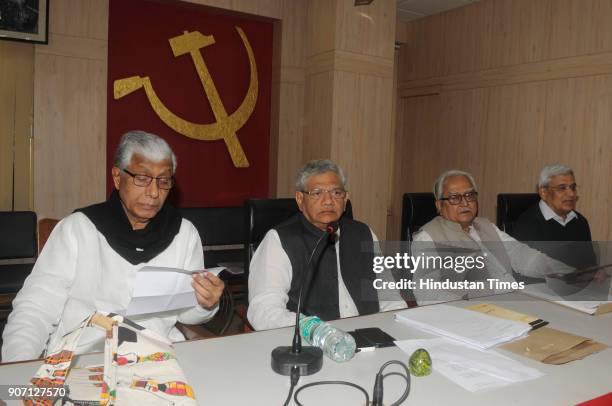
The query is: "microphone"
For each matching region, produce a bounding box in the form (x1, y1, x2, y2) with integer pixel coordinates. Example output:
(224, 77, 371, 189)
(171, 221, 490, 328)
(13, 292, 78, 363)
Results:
(271, 221, 339, 376)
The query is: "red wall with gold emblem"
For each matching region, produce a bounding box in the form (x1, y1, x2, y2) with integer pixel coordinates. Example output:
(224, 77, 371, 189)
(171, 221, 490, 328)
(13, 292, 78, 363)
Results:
(107, 0, 273, 207)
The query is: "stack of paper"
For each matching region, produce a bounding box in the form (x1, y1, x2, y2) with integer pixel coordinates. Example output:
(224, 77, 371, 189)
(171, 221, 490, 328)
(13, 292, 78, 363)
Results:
(395, 338, 544, 392)
(394, 305, 530, 349)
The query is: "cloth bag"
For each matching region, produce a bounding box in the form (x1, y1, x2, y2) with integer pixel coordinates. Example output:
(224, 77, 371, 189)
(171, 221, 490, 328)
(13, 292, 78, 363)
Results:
(24, 313, 198, 405)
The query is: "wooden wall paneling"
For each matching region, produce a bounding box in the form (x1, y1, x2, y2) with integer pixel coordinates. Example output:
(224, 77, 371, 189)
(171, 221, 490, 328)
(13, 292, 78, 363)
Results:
(518, 0, 552, 64)
(0, 42, 34, 211)
(488, 0, 523, 68)
(542, 75, 612, 240)
(275, 81, 305, 196)
(0, 44, 15, 210)
(278, 0, 307, 68)
(592, 0, 612, 55)
(413, 14, 443, 80)
(274, 1, 307, 197)
(402, 0, 612, 83)
(49, 0, 109, 39)
(330, 71, 393, 235)
(306, 0, 336, 57)
(33, 54, 107, 219)
(268, 20, 283, 198)
(335, 0, 395, 60)
(591, 75, 612, 240)
(303, 71, 334, 162)
(386, 49, 400, 241)
(479, 83, 545, 219)
(12, 45, 35, 211)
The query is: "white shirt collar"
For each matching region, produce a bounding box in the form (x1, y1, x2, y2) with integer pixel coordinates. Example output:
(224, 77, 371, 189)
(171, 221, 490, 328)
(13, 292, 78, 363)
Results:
(539, 200, 577, 226)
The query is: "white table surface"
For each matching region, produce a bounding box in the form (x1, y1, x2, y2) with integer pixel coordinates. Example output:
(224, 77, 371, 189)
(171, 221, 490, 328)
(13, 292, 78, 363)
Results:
(1, 292, 611, 405)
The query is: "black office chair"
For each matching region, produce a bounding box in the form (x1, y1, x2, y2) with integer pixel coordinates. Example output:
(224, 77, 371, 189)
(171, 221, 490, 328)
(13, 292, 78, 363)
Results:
(496, 193, 539, 235)
(400, 193, 437, 241)
(244, 198, 353, 276)
(179, 206, 244, 336)
(0, 211, 38, 296)
(179, 206, 245, 269)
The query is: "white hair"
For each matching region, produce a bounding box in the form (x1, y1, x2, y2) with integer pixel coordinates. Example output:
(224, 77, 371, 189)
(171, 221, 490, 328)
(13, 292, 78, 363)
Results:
(433, 170, 478, 200)
(113, 130, 177, 172)
(537, 164, 574, 188)
(295, 159, 347, 191)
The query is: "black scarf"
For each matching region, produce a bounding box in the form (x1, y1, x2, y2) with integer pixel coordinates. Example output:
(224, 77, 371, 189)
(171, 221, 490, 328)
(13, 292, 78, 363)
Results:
(77, 190, 182, 265)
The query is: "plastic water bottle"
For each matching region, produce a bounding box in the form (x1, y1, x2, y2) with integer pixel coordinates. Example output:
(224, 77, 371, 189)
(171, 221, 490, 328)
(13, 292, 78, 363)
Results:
(299, 316, 356, 362)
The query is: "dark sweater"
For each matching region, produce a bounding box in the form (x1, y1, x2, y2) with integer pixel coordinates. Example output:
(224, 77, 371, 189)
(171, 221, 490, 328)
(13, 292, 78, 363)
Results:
(511, 204, 596, 269)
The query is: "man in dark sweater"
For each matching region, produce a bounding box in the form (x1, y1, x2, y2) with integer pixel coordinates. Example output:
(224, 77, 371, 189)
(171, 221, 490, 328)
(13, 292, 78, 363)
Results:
(512, 164, 596, 269)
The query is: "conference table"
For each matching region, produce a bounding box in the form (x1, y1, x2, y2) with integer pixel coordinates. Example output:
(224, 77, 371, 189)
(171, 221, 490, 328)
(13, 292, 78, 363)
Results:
(1, 292, 611, 405)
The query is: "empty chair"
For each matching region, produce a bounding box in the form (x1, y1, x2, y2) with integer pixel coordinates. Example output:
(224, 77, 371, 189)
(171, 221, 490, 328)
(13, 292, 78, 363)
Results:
(179, 206, 245, 336)
(400, 193, 437, 241)
(496, 193, 539, 235)
(0, 211, 38, 296)
(179, 206, 245, 269)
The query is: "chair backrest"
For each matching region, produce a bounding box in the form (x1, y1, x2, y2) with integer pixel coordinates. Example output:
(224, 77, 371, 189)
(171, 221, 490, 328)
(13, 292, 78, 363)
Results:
(0, 211, 38, 296)
(0, 211, 37, 259)
(244, 198, 353, 275)
(38, 218, 60, 254)
(179, 206, 245, 269)
(400, 193, 437, 241)
(496, 193, 539, 234)
(201, 284, 235, 336)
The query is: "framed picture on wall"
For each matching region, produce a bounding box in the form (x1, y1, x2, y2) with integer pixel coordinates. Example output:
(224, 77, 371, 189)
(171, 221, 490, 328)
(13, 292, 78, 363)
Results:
(0, 0, 49, 44)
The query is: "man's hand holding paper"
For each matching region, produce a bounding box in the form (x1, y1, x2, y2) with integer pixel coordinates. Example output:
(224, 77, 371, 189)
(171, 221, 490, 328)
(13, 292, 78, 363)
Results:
(192, 271, 224, 310)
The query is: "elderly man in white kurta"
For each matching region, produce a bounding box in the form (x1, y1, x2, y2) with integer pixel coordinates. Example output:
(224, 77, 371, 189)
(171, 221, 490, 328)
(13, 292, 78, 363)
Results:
(2, 131, 224, 362)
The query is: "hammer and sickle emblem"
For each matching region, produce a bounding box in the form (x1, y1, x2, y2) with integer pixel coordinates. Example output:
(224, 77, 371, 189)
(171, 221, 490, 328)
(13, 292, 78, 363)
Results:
(113, 27, 257, 168)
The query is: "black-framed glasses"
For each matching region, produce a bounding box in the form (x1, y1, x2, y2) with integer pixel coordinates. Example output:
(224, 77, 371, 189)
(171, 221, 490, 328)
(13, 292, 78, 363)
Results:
(123, 169, 174, 190)
(439, 191, 478, 205)
(302, 188, 347, 200)
(546, 183, 577, 193)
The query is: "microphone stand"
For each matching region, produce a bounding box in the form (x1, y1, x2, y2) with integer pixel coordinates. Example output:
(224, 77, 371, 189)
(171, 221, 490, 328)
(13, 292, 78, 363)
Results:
(271, 222, 338, 376)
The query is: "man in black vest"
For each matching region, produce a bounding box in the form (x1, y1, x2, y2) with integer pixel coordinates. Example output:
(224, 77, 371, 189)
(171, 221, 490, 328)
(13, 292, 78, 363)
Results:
(247, 160, 405, 330)
(512, 164, 596, 270)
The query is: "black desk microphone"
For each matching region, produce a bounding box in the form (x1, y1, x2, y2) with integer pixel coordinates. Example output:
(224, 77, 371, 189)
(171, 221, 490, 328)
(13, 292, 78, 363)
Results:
(271, 221, 338, 376)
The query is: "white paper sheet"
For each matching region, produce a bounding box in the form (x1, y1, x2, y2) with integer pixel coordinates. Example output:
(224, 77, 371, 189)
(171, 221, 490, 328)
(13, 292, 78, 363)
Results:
(395, 338, 544, 392)
(125, 266, 225, 316)
(394, 305, 530, 349)
(522, 283, 612, 315)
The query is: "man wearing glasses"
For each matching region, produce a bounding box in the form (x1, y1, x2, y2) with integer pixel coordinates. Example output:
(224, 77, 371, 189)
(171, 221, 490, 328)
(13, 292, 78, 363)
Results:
(411, 170, 569, 305)
(2, 131, 224, 362)
(512, 164, 596, 269)
(248, 160, 405, 330)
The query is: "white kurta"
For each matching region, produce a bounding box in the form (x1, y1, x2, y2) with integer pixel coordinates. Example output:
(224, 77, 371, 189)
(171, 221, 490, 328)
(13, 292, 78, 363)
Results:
(1, 212, 216, 363)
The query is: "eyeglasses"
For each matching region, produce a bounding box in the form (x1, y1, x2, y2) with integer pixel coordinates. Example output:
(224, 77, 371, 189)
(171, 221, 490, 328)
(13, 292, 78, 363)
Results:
(546, 183, 577, 193)
(439, 191, 478, 205)
(123, 169, 174, 190)
(302, 188, 347, 200)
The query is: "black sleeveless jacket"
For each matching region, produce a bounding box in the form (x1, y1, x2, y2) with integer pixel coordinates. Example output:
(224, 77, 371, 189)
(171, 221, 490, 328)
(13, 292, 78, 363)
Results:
(275, 213, 379, 320)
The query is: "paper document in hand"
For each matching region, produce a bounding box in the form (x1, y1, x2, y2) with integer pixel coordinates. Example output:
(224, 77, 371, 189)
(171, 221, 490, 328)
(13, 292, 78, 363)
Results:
(394, 305, 530, 349)
(395, 338, 543, 392)
(125, 266, 226, 316)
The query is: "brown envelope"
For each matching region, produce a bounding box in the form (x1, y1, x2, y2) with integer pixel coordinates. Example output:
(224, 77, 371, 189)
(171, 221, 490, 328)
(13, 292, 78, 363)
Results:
(500, 327, 608, 365)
